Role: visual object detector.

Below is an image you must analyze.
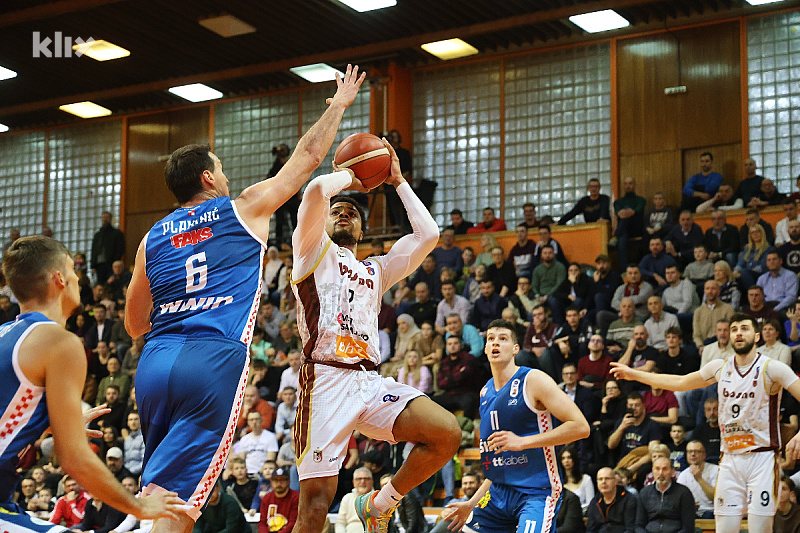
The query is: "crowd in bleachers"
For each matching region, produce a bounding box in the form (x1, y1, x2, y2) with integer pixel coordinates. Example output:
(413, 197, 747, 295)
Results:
(7, 153, 800, 533)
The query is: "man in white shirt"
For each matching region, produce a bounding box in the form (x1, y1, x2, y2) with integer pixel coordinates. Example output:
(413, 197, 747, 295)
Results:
(676, 440, 718, 519)
(274, 387, 298, 444)
(278, 350, 301, 393)
(644, 296, 679, 351)
(235, 411, 279, 475)
(435, 281, 471, 334)
(775, 199, 800, 247)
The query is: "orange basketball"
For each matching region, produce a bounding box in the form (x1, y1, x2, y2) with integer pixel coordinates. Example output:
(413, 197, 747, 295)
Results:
(334, 133, 391, 189)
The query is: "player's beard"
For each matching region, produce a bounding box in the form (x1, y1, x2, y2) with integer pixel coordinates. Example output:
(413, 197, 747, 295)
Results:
(733, 339, 755, 355)
(331, 228, 357, 247)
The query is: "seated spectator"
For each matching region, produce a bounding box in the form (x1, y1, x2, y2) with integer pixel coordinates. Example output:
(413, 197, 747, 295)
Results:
(558, 178, 611, 225)
(552, 306, 594, 368)
(445, 208, 473, 235)
(634, 442, 674, 490)
(644, 191, 674, 242)
(697, 182, 743, 214)
(458, 247, 476, 289)
(432, 228, 463, 275)
(415, 321, 444, 369)
(556, 489, 585, 533)
(757, 251, 798, 311)
(409, 255, 441, 299)
(0, 294, 20, 324)
(257, 468, 298, 533)
(550, 263, 593, 324)
(613, 468, 637, 496)
(699, 319, 734, 367)
(618, 325, 658, 374)
(534, 225, 568, 266)
(676, 440, 718, 519)
(778, 219, 800, 276)
(711, 260, 741, 311)
(610, 265, 653, 323)
(463, 264, 488, 305)
(559, 445, 595, 514)
(605, 299, 643, 356)
(97, 426, 123, 462)
(692, 280, 734, 353)
(430, 473, 483, 533)
(73, 496, 126, 533)
(432, 336, 479, 417)
(665, 211, 704, 270)
(642, 376, 679, 432)
(224, 457, 258, 512)
(681, 152, 722, 212)
(684, 245, 714, 291)
(407, 282, 438, 328)
(271, 320, 301, 360)
(109, 307, 131, 358)
(474, 234, 499, 269)
(638, 238, 675, 288)
(508, 225, 536, 279)
(487, 246, 518, 297)
(786, 304, 800, 349)
(444, 313, 484, 358)
(748, 177, 785, 208)
(520, 304, 558, 366)
(608, 392, 662, 459)
(274, 387, 297, 444)
(589, 254, 622, 315)
(759, 318, 791, 365)
(656, 327, 700, 377)
(775, 476, 800, 532)
(586, 467, 637, 533)
(595, 379, 626, 435)
(644, 296, 679, 351)
(531, 244, 567, 307)
(560, 363, 599, 423)
(50, 477, 89, 528)
(739, 208, 775, 247)
(703, 209, 740, 267)
(519, 202, 541, 229)
(278, 350, 301, 394)
(95, 357, 131, 408)
(91, 384, 126, 433)
(776, 199, 800, 247)
(238, 385, 276, 433)
(736, 158, 765, 206)
(692, 398, 721, 462)
(466, 206, 507, 234)
(508, 276, 536, 321)
(609, 177, 646, 269)
(577, 335, 613, 391)
(105, 446, 132, 482)
(501, 307, 528, 345)
(234, 411, 279, 475)
(667, 424, 688, 470)
(384, 314, 421, 377)
(661, 265, 700, 319)
(397, 349, 433, 394)
(635, 458, 694, 533)
(743, 284, 780, 330)
(469, 280, 508, 332)
(122, 413, 144, 476)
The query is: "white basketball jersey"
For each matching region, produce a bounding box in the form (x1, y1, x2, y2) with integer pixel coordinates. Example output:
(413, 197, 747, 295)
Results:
(716, 354, 781, 454)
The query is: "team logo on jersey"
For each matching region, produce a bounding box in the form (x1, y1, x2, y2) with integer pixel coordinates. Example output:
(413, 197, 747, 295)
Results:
(510, 379, 520, 398)
(337, 248, 347, 258)
(313, 449, 323, 463)
(336, 335, 370, 360)
(480, 386, 487, 397)
(753, 367, 760, 387)
(476, 490, 491, 508)
(383, 394, 399, 403)
(170, 227, 213, 249)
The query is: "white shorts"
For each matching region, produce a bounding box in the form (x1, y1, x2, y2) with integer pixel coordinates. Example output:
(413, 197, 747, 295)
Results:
(293, 363, 424, 480)
(714, 451, 779, 517)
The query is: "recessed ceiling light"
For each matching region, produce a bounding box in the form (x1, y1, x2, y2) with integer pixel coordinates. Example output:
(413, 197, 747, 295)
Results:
(168, 83, 223, 102)
(290, 63, 344, 83)
(744, 0, 785, 4)
(59, 101, 112, 119)
(199, 14, 256, 37)
(336, 0, 396, 12)
(421, 39, 479, 61)
(72, 39, 130, 61)
(569, 10, 630, 33)
(0, 124, 9, 133)
(0, 65, 17, 81)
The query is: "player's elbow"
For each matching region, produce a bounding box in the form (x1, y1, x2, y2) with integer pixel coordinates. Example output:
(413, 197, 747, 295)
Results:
(574, 418, 591, 441)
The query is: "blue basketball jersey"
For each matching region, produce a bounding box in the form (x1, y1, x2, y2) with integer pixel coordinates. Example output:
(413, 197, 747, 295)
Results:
(478, 367, 563, 495)
(145, 197, 265, 344)
(0, 313, 55, 502)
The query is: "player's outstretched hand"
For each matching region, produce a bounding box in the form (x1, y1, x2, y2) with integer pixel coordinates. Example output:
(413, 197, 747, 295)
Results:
(381, 138, 405, 188)
(487, 430, 525, 452)
(609, 362, 634, 382)
(136, 491, 185, 520)
(443, 500, 474, 531)
(325, 64, 366, 109)
(84, 404, 111, 438)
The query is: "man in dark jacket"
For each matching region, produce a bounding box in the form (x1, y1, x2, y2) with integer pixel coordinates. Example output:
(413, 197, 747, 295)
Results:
(195, 482, 248, 533)
(73, 496, 127, 533)
(634, 458, 694, 533)
(703, 210, 740, 266)
(587, 467, 636, 533)
(91, 211, 125, 285)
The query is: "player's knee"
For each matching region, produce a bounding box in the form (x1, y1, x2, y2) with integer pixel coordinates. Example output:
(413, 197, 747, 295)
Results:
(439, 415, 462, 455)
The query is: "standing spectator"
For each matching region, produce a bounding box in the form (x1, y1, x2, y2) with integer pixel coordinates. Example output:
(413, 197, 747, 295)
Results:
(486, 247, 517, 297)
(644, 297, 678, 351)
(123, 413, 144, 476)
(692, 281, 734, 353)
(508, 225, 537, 279)
(432, 228, 463, 275)
(586, 467, 637, 533)
(703, 210, 740, 266)
(676, 441, 718, 519)
(735, 224, 776, 290)
(664, 211, 703, 270)
(775, 199, 800, 247)
(681, 152, 723, 212)
(466, 207, 506, 234)
(610, 177, 646, 269)
(757, 252, 798, 311)
(533, 225, 568, 266)
(748, 178, 785, 208)
(779, 219, 800, 275)
(91, 211, 125, 284)
(445, 209, 473, 235)
(530, 245, 567, 306)
(635, 458, 694, 533)
(696, 183, 742, 214)
(235, 411, 279, 475)
(644, 192, 674, 243)
(558, 178, 611, 225)
(432, 336, 478, 417)
(469, 280, 507, 333)
(195, 483, 247, 533)
(735, 158, 765, 206)
(638, 238, 675, 288)
(739, 208, 775, 247)
(86, 304, 114, 352)
(519, 202, 541, 229)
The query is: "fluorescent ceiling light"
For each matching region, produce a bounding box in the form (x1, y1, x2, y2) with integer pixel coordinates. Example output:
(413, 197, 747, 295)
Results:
(168, 83, 223, 102)
(744, 0, 785, 4)
(0, 124, 9, 133)
(199, 14, 256, 37)
(337, 0, 396, 12)
(569, 10, 630, 33)
(290, 63, 344, 83)
(421, 38, 479, 61)
(72, 39, 130, 61)
(0, 65, 17, 81)
(59, 101, 112, 119)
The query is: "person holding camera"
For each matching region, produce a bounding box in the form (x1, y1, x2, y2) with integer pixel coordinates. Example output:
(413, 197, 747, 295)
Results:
(607, 391, 662, 463)
(268, 143, 297, 249)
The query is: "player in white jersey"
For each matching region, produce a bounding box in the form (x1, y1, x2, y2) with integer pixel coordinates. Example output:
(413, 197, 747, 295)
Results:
(289, 143, 461, 533)
(611, 312, 800, 533)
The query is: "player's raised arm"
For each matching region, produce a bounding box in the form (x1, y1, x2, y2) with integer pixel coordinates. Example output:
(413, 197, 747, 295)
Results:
(235, 65, 366, 238)
(378, 140, 440, 288)
(125, 236, 153, 338)
(610, 362, 713, 392)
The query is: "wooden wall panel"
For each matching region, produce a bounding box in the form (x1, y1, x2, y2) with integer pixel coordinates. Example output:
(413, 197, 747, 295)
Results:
(620, 151, 683, 208)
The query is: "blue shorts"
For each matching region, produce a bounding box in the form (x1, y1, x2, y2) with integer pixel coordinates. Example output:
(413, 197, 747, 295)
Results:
(0, 503, 66, 533)
(464, 483, 561, 533)
(136, 335, 248, 519)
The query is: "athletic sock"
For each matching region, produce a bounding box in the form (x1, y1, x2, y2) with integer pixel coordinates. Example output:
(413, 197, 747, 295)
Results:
(372, 481, 403, 514)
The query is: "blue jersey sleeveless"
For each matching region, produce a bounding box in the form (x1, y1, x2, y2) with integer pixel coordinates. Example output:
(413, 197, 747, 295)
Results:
(478, 367, 563, 495)
(145, 197, 265, 344)
(0, 313, 55, 502)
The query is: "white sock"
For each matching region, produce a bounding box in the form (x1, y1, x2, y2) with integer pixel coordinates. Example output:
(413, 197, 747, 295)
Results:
(372, 481, 403, 514)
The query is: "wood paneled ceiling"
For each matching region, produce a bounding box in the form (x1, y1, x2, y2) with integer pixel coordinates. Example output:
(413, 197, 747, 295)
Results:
(0, 0, 796, 131)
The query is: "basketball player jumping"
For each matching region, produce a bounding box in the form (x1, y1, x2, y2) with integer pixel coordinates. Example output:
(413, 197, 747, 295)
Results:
(612, 312, 800, 533)
(125, 64, 365, 533)
(0, 237, 182, 533)
(443, 319, 590, 533)
(289, 141, 461, 533)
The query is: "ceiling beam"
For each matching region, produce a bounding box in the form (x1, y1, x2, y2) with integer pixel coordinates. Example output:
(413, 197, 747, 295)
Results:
(0, 0, 127, 27)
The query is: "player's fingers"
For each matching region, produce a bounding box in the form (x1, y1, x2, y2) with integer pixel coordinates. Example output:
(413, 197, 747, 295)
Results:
(350, 65, 358, 81)
(356, 71, 366, 86)
(86, 429, 103, 438)
(326, 98, 333, 105)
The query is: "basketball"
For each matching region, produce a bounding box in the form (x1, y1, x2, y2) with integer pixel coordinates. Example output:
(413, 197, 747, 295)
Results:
(334, 133, 391, 189)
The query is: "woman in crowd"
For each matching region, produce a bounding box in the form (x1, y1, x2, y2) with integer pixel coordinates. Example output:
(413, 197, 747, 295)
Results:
(559, 445, 595, 514)
(463, 264, 488, 304)
(396, 349, 432, 395)
(734, 224, 775, 289)
(711, 260, 741, 310)
(474, 234, 499, 269)
(383, 314, 420, 377)
(759, 318, 791, 365)
(261, 246, 285, 305)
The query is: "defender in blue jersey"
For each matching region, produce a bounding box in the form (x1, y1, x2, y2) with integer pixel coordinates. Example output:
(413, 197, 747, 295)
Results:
(445, 320, 590, 533)
(0, 237, 180, 533)
(125, 65, 366, 533)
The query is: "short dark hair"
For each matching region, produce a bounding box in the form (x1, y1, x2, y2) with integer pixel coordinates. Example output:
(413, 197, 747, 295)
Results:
(164, 144, 213, 204)
(486, 319, 518, 343)
(3, 236, 71, 303)
(450, 209, 463, 216)
(523, 202, 535, 210)
(700, 151, 713, 160)
(747, 285, 764, 294)
(483, 207, 495, 214)
(330, 196, 367, 230)
(665, 326, 682, 338)
(441, 280, 456, 290)
(251, 358, 267, 370)
(540, 244, 554, 252)
(627, 391, 644, 403)
(538, 224, 551, 233)
(565, 306, 580, 315)
(730, 312, 760, 334)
